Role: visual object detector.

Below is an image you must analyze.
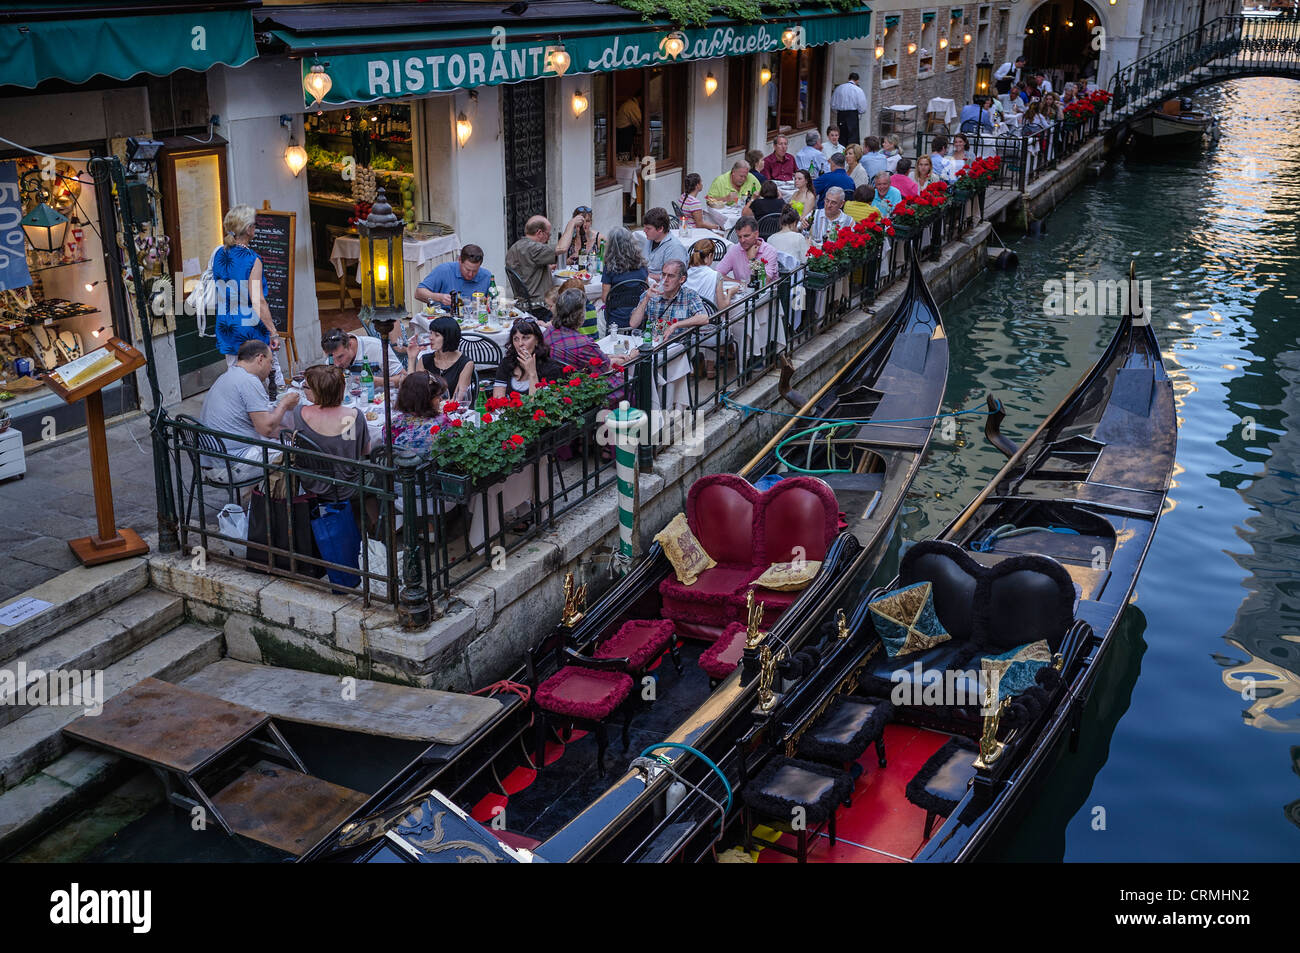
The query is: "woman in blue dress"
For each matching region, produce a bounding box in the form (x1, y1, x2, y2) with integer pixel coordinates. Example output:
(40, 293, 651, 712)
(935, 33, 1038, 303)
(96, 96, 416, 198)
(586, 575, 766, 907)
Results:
(213, 204, 285, 388)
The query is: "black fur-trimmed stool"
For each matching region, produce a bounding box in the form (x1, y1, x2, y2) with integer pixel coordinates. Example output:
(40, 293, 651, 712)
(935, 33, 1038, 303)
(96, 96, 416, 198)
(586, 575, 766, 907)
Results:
(742, 757, 852, 863)
(797, 696, 895, 800)
(904, 736, 979, 839)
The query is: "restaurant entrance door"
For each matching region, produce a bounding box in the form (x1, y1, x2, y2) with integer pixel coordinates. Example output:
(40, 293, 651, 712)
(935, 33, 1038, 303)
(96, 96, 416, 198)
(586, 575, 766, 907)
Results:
(503, 80, 548, 246)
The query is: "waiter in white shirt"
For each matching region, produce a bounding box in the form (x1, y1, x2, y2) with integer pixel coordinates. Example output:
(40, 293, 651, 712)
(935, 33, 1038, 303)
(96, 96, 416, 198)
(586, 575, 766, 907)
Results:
(830, 72, 869, 148)
(994, 55, 1026, 95)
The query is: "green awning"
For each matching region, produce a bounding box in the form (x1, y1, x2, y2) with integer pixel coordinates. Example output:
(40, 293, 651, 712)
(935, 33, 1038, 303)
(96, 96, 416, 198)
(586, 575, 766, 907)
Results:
(0, 7, 256, 89)
(275, 6, 872, 106)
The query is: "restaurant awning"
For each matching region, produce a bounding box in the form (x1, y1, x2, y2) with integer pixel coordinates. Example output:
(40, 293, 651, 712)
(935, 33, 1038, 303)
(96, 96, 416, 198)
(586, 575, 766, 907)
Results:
(0, 1, 257, 90)
(259, 1, 873, 106)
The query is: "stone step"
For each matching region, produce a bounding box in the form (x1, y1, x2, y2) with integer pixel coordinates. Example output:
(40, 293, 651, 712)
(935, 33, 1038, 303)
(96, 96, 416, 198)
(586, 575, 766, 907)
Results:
(0, 622, 223, 792)
(0, 590, 184, 729)
(0, 746, 131, 859)
(0, 558, 149, 665)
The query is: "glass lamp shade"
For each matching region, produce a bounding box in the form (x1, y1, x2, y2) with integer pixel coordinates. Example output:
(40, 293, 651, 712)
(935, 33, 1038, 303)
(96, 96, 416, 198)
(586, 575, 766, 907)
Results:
(975, 55, 993, 95)
(304, 64, 333, 106)
(759, 66, 772, 85)
(284, 142, 308, 176)
(704, 72, 718, 96)
(358, 189, 405, 315)
(21, 202, 69, 253)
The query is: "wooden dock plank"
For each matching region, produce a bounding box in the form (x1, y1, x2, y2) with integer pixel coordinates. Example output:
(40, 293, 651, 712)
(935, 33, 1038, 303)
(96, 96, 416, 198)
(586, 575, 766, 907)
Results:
(211, 760, 369, 856)
(181, 661, 503, 745)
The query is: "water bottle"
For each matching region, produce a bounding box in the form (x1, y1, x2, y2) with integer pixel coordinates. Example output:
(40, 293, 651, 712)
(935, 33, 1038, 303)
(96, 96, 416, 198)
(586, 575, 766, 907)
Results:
(489, 277, 500, 310)
(642, 323, 654, 351)
(361, 358, 374, 403)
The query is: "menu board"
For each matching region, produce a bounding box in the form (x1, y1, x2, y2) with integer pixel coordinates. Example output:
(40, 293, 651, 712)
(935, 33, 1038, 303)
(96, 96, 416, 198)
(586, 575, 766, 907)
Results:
(249, 202, 295, 335)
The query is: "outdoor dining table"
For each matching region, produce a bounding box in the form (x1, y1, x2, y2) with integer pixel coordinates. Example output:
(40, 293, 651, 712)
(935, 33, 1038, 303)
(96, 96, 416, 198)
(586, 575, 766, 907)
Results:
(552, 267, 604, 300)
(701, 203, 745, 232)
(597, 331, 693, 410)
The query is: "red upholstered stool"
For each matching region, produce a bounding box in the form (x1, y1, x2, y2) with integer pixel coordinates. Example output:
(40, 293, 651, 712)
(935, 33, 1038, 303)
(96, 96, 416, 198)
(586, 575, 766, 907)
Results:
(699, 621, 747, 688)
(595, 619, 682, 675)
(534, 666, 634, 776)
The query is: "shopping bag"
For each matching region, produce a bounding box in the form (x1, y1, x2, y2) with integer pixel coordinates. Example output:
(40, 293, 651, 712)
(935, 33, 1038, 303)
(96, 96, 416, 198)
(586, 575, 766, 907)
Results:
(217, 503, 248, 541)
(360, 536, 390, 599)
(184, 250, 219, 336)
(310, 499, 362, 588)
(245, 489, 326, 577)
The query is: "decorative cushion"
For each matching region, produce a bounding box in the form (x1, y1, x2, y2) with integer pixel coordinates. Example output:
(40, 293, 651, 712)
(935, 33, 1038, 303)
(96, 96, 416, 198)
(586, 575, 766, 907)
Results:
(899, 540, 983, 644)
(869, 582, 952, 658)
(798, 696, 895, 763)
(981, 639, 1052, 701)
(742, 757, 853, 826)
(595, 619, 675, 671)
(660, 566, 764, 625)
(699, 621, 747, 680)
(753, 560, 823, 592)
(654, 512, 716, 586)
(535, 666, 633, 721)
(905, 736, 979, 817)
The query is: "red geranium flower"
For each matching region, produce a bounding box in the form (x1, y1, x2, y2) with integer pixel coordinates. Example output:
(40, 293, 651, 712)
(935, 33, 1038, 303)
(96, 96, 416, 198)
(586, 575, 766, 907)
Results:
(450, 419, 463, 428)
(589, 357, 603, 366)
(481, 413, 493, 423)
(589, 371, 600, 379)
(533, 409, 546, 420)
(562, 365, 576, 373)
(510, 434, 525, 446)
(443, 400, 459, 413)
(429, 425, 440, 434)
(562, 396, 573, 405)
(501, 440, 511, 450)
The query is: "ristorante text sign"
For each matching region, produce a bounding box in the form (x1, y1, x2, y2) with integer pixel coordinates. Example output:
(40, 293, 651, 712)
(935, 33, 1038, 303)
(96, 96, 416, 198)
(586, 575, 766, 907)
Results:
(305, 14, 871, 104)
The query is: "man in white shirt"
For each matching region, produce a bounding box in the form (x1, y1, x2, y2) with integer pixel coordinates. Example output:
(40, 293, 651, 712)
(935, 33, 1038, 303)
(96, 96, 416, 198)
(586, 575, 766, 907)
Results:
(994, 55, 1026, 94)
(929, 135, 953, 182)
(830, 72, 869, 146)
(1034, 72, 1054, 94)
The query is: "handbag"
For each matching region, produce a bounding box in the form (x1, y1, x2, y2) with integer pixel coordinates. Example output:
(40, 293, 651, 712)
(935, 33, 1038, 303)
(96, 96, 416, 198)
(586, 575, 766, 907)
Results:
(245, 488, 326, 577)
(310, 499, 362, 588)
(185, 249, 220, 337)
(217, 503, 248, 542)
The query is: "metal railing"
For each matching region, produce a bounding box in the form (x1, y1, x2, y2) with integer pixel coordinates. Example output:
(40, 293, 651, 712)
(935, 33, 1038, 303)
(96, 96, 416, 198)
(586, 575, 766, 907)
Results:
(1108, 13, 1300, 119)
(156, 196, 993, 624)
(915, 109, 1102, 194)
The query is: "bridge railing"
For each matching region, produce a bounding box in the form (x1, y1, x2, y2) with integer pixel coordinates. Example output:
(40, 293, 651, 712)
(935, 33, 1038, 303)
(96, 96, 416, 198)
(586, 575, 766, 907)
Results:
(1108, 13, 1300, 119)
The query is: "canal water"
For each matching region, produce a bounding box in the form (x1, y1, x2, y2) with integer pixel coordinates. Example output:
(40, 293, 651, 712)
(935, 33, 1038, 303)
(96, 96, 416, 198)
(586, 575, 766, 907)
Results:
(892, 76, 1300, 860)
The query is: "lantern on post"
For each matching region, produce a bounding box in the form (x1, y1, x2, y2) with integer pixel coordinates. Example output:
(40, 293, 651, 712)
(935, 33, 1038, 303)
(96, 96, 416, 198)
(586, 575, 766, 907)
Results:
(975, 54, 993, 96)
(357, 187, 405, 453)
(19, 169, 69, 255)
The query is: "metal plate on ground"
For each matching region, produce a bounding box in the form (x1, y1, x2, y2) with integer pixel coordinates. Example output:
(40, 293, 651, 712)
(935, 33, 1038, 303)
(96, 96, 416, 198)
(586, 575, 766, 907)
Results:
(63, 677, 269, 775)
(210, 760, 369, 856)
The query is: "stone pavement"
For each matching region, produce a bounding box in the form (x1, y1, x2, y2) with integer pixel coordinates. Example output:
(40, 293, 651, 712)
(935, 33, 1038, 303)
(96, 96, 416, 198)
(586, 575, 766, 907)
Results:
(0, 399, 202, 604)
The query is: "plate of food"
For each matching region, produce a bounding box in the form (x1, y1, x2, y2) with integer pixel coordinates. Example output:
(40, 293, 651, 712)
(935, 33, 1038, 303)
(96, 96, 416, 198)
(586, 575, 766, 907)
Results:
(365, 410, 380, 422)
(555, 269, 594, 282)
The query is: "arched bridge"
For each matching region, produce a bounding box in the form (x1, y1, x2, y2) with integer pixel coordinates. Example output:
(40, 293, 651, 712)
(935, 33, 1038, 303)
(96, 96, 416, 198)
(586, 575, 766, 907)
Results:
(1108, 13, 1300, 122)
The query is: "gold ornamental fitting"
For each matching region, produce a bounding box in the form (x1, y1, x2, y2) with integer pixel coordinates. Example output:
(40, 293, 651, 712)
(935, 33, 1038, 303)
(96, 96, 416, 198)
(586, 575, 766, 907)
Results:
(744, 589, 767, 649)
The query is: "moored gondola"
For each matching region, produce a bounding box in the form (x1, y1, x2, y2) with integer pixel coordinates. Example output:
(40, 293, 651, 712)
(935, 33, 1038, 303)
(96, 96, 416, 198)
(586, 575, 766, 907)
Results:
(301, 243, 949, 863)
(717, 263, 1175, 863)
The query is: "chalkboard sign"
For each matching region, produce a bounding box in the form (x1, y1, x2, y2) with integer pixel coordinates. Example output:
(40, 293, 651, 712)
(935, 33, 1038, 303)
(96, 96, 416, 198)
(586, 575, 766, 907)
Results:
(249, 202, 295, 341)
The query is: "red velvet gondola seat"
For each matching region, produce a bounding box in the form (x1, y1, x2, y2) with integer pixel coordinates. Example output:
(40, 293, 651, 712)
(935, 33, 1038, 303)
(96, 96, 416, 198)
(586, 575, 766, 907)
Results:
(658, 475, 839, 641)
(594, 619, 681, 674)
(699, 621, 748, 686)
(534, 667, 633, 721)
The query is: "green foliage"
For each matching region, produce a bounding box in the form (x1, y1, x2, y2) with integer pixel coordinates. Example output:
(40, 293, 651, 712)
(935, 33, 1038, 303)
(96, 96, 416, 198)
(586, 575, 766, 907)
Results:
(614, 0, 859, 27)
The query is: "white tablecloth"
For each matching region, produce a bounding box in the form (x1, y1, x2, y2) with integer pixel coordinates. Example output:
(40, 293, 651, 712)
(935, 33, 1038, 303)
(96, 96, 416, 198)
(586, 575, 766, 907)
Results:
(598, 331, 692, 410)
(615, 162, 640, 200)
(329, 232, 462, 318)
(720, 285, 786, 371)
(927, 97, 958, 126)
(701, 205, 744, 232)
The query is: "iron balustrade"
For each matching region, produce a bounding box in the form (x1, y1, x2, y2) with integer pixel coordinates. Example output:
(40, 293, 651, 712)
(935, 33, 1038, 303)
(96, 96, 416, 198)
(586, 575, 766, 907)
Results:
(1108, 13, 1300, 120)
(156, 200, 991, 624)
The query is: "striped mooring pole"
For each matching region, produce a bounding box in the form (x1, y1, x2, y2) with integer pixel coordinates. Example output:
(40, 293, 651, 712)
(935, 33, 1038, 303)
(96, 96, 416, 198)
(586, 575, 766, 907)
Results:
(607, 403, 646, 576)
